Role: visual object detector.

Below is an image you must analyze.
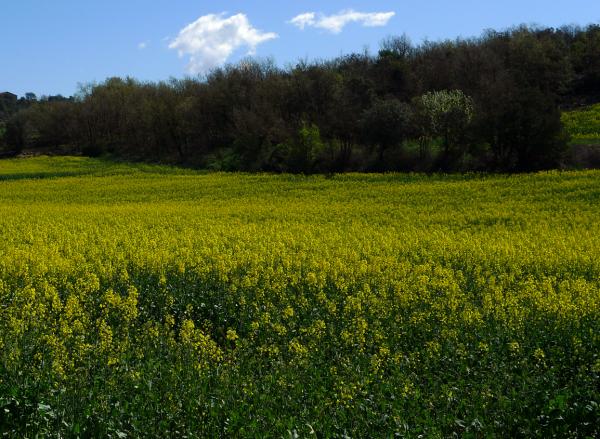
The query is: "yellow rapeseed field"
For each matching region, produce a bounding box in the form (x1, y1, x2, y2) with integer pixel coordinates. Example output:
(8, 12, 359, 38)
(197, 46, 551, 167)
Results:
(0, 156, 599, 437)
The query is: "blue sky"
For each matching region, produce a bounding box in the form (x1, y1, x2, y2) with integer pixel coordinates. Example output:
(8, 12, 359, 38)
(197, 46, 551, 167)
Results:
(1, 0, 598, 97)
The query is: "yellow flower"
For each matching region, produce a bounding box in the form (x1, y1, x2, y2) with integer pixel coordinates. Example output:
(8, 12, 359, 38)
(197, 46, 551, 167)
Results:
(226, 329, 239, 341)
(282, 306, 294, 319)
(533, 348, 545, 361)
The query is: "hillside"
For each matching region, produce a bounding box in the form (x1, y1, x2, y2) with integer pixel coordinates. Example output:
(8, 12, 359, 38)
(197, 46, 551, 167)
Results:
(563, 103, 600, 144)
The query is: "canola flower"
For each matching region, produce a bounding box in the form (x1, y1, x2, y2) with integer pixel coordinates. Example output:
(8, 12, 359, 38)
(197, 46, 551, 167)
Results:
(0, 156, 599, 437)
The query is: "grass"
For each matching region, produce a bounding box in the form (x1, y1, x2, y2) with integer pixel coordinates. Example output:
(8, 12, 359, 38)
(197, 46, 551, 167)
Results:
(0, 156, 599, 437)
(562, 103, 600, 145)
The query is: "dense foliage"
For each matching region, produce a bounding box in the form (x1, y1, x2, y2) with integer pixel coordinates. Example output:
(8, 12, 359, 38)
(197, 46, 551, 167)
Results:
(2, 24, 600, 171)
(1, 156, 599, 437)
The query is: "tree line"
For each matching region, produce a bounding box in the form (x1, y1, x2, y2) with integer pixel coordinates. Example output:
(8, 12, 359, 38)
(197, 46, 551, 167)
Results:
(1, 24, 599, 172)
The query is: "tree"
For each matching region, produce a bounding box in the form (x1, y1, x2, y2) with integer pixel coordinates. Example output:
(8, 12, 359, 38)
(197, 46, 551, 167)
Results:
(361, 98, 413, 167)
(478, 83, 569, 171)
(4, 114, 28, 153)
(379, 34, 414, 60)
(283, 122, 325, 174)
(417, 90, 474, 168)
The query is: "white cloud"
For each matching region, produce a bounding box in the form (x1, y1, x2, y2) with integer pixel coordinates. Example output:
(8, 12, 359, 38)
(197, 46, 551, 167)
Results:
(169, 13, 278, 74)
(138, 41, 148, 50)
(289, 12, 317, 30)
(289, 9, 395, 34)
